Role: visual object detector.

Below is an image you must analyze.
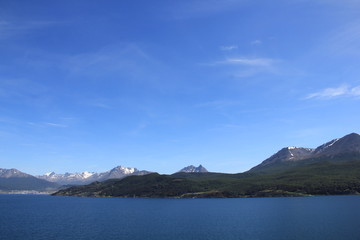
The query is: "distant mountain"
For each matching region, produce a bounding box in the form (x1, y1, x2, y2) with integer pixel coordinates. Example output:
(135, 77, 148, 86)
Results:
(0, 168, 59, 191)
(253, 147, 314, 169)
(0, 168, 32, 178)
(53, 132, 360, 198)
(101, 166, 150, 180)
(53, 160, 360, 198)
(250, 133, 360, 172)
(312, 133, 360, 156)
(178, 165, 208, 173)
(38, 171, 98, 185)
(38, 166, 151, 185)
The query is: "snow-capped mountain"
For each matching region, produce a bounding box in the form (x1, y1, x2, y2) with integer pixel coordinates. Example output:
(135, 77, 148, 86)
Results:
(0, 168, 59, 191)
(251, 133, 360, 171)
(252, 147, 314, 169)
(0, 168, 32, 178)
(38, 166, 151, 185)
(100, 166, 138, 180)
(39, 171, 97, 185)
(313, 133, 360, 156)
(312, 138, 339, 155)
(178, 165, 208, 173)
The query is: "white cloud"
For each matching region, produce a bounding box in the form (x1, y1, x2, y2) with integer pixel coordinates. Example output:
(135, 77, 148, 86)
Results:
(318, 21, 360, 57)
(44, 122, 67, 128)
(350, 86, 360, 95)
(251, 40, 262, 45)
(305, 85, 360, 99)
(220, 45, 238, 51)
(203, 56, 279, 78)
(222, 57, 275, 67)
(26, 121, 69, 128)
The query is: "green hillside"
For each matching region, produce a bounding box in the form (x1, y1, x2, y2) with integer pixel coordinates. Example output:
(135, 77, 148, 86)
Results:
(53, 160, 360, 198)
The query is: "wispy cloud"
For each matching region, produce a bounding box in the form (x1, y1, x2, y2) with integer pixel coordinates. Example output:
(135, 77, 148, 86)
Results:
(27, 121, 68, 128)
(44, 122, 67, 128)
(305, 85, 360, 99)
(220, 45, 238, 51)
(317, 21, 360, 57)
(203, 56, 279, 78)
(221, 57, 275, 67)
(251, 40, 262, 45)
(81, 98, 114, 109)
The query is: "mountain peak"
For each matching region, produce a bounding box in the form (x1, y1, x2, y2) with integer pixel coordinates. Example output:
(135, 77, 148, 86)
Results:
(106, 166, 138, 178)
(251, 132, 360, 172)
(38, 165, 151, 185)
(178, 165, 208, 173)
(313, 133, 360, 156)
(0, 168, 32, 178)
(0, 168, 59, 191)
(250, 146, 314, 171)
(112, 165, 137, 171)
(287, 146, 298, 150)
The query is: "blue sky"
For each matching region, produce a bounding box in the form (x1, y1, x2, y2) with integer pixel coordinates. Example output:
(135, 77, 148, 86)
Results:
(1, 0, 360, 175)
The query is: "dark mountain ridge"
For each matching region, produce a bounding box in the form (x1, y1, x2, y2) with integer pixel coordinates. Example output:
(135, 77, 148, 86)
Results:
(53, 133, 360, 198)
(250, 133, 360, 172)
(313, 133, 360, 156)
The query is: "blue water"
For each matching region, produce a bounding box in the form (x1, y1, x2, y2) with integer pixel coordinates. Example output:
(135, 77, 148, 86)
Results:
(1, 195, 360, 240)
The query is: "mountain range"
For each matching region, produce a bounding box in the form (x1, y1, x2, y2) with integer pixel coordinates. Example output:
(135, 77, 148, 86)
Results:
(53, 132, 360, 198)
(36, 165, 207, 185)
(37, 166, 151, 185)
(2, 132, 360, 196)
(0, 164, 208, 192)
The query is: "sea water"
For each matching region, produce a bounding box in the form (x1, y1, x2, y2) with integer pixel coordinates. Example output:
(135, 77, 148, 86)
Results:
(1, 194, 360, 240)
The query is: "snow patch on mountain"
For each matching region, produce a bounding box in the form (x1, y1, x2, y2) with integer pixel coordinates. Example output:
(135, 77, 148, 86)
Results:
(38, 166, 151, 185)
(0, 168, 31, 178)
(251, 132, 360, 171)
(313, 138, 340, 154)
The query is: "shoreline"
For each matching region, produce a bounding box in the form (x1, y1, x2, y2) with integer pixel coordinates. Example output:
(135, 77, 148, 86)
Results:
(0, 190, 54, 195)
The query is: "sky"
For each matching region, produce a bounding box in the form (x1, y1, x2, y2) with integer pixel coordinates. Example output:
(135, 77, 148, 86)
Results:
(1, 0, 360, 175)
